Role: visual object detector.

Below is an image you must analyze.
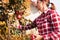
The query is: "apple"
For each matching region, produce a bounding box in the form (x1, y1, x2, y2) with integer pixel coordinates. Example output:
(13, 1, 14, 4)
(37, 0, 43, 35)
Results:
(17, 15, 22, 19)
(30, 34, 36, 40)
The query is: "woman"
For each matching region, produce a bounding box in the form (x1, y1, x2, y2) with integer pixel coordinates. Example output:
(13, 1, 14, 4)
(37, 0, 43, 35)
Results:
(21, 0, 60, 40)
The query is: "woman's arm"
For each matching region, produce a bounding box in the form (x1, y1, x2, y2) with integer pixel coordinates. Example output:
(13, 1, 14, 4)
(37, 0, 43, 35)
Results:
(21, 19, 37, 30)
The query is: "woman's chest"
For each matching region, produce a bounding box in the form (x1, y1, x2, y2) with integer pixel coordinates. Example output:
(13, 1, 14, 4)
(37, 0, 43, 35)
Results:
(36, 13, 51, 27)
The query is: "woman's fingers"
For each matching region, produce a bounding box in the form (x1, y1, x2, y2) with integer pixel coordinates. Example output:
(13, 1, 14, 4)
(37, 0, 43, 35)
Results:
(35, 35, 43, 40)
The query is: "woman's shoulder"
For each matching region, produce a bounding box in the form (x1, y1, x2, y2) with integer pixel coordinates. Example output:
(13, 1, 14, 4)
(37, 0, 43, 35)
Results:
(47, 9, 57, 14)
(47, 9, 60, 17)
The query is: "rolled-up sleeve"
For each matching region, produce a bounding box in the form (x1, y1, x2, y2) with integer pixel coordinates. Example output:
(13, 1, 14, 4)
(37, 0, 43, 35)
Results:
(21, 19, 37, 30)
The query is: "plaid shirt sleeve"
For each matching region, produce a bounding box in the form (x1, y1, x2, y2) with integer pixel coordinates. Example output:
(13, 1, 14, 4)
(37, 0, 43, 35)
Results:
(50, 10, 60, 32)
(21, 20, 37, 30)
(47, 10, 60, 40)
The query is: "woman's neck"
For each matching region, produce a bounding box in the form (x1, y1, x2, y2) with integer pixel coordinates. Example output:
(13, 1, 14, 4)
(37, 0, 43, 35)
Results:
(43, 3, 48, 11)
(44, 6, 48, 11)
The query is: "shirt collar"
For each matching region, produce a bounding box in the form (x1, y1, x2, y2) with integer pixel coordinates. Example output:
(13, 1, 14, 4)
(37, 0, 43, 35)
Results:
(44, 9, 50, 13)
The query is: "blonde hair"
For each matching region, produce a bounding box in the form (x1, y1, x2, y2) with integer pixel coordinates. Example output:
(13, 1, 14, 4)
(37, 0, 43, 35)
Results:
(42, 0, 55, 10)
(50, 3, 55, 10)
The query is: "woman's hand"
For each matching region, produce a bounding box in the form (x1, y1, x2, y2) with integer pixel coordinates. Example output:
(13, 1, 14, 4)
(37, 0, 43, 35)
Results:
(35, 34, 43, 40)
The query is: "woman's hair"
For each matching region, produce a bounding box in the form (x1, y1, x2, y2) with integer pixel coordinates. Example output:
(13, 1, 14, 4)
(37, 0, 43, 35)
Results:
(39, 0, 55, 10)
(50, 3, 55, 10)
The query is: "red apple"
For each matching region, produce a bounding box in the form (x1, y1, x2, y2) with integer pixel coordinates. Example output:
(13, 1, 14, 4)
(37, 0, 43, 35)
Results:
(17, 15, 22, 19)
(30, 34, 36, 40)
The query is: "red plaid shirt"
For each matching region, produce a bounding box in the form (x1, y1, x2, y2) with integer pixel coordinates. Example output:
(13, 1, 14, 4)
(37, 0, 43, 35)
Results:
(23, 10, 60, 40)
